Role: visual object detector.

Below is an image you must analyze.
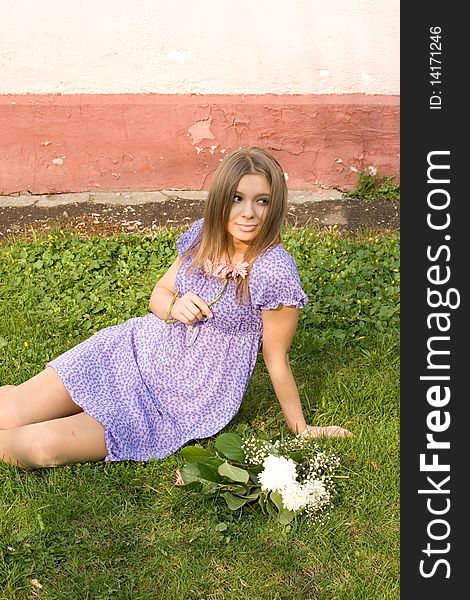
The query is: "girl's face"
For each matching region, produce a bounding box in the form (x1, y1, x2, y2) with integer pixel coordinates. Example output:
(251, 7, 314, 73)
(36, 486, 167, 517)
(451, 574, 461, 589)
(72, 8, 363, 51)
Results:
(226, 173, 270, 253)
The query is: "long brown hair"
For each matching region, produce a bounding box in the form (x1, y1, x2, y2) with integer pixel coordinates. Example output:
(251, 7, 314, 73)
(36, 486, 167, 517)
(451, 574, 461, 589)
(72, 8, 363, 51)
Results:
(182, 147, 288, 301)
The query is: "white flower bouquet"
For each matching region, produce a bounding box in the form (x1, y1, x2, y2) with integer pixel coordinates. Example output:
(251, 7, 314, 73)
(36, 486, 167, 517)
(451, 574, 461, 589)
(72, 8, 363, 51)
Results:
(178, 432, 344, 524)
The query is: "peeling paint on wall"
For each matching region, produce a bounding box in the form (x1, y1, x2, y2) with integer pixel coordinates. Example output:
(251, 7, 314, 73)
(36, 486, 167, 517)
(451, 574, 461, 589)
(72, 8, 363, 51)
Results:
(187, 118, 216, 146)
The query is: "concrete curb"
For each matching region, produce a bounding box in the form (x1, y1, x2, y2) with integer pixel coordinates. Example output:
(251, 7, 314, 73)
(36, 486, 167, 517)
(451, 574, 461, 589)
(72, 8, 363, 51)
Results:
(0, 189, 344, 208)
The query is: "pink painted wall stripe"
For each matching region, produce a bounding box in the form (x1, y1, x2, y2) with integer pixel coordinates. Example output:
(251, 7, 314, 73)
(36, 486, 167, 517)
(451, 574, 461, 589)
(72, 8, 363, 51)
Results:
(0, 94, 399, 195)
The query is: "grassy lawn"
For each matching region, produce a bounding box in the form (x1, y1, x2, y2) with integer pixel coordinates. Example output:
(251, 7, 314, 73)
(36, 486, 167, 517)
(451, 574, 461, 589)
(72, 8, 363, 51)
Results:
(0, 225, 399, 600)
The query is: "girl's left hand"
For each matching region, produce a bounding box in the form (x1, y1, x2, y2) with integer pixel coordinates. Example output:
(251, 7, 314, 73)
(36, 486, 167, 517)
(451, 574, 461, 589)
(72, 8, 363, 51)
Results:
(299, 425, 353, 438)
(171, 291, 213, 325)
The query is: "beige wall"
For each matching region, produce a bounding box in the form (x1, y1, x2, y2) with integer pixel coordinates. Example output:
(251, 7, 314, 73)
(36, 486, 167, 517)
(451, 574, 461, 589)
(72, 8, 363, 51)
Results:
(1, 0, 399, 95)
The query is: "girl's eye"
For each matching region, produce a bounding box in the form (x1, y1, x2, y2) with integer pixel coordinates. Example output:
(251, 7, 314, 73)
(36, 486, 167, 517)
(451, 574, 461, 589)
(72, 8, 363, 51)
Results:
(233, 194, 243, 202)
(257, 197, 270, 205)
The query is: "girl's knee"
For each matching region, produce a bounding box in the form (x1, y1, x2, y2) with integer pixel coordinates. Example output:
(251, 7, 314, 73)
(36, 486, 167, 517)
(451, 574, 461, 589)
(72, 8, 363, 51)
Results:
(13, 429, 63, 468)
(31, 434, 67, 467)
(0, 389, 21, 429)
(3, 414, 106, 467)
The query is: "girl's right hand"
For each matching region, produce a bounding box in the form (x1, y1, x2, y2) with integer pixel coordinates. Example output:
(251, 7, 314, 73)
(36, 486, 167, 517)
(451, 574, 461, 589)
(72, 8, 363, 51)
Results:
(171, 292, 213, 325)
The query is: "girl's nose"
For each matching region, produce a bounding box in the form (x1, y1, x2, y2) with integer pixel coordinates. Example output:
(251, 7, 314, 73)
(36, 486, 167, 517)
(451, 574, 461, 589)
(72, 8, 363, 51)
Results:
(241, 199, 256, 218)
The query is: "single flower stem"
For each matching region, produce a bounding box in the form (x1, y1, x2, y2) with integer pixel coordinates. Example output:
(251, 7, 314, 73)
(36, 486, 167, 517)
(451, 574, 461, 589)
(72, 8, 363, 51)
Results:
(207, 277, 229, 307)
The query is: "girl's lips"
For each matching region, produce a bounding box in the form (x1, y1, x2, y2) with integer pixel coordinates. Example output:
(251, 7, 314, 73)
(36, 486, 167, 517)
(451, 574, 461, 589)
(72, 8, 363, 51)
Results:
(237, 224, 258, 232)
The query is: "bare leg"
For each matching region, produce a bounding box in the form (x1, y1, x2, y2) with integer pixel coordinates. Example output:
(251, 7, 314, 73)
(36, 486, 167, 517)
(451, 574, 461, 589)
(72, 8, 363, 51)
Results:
(0, 367, 82, 429)
(0, 385, 16, 398)
(0, 412, 108, 467)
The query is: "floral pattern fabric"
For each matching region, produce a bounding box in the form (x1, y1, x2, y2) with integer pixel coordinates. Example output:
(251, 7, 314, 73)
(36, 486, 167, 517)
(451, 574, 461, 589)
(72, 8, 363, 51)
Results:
(47, 219, 309, 461)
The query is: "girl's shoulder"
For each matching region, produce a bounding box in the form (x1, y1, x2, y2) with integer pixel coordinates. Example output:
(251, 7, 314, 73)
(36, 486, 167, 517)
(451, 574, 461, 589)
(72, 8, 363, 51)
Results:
(248, 243, 309, 310)
(176, 218, 204, 256)
(251, 243, 299, 274)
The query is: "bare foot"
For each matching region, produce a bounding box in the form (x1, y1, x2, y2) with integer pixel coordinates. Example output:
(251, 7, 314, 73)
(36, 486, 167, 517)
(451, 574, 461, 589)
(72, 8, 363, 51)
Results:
(175, 469, 184, 487)
(300, 426, 353, 439)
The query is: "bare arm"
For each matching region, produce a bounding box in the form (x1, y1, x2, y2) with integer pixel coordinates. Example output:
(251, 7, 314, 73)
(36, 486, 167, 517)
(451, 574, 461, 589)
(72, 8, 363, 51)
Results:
(262, 305, 353, 439)
(148, 258, 181, 320)
(149, 258, 213, 325)
(261, 305, 308, 434)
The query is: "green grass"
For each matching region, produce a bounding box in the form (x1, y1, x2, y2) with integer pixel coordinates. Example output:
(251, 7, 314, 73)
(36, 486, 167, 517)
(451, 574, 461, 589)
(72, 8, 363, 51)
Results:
(0, 225, 399, 600)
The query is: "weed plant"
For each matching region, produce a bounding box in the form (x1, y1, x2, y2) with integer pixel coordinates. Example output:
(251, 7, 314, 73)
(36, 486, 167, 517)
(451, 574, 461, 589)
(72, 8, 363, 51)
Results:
(345, 171, 400, 202)
(0, 225, 399, 600)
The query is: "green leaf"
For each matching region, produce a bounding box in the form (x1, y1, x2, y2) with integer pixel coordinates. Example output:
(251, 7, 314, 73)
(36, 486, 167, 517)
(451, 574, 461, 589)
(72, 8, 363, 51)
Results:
(201, 481, 219, 495)
(215, 433, 245, 461)
(179, 463, 201, 485)
(239, 491, 260, 501)
(277, 509, 297, 525)
(221, 492, 247, 511)
(204, 457, 225, 470)
(269, 491, 284, 512)
(182, 480, 203, 492)
(270, 492, 297, 525)
(180, 462, 221, 485)
(215, 522, 228, 532)
(196, 463, 222, 483)
(219, 484, 250, 495)
(266, 499, 277, 518)
(218, 462, 249, 484)
(258, 493, 268, 515)
(180, 445, 214, 463)
(249, 468, 263, 480)
(287, 451, 304, 463)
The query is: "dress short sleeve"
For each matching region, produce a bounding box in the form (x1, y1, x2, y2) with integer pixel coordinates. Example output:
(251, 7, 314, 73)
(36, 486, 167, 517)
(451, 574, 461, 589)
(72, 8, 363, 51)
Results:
(249, 245, 309, 310)
(175, 218, 204, 256)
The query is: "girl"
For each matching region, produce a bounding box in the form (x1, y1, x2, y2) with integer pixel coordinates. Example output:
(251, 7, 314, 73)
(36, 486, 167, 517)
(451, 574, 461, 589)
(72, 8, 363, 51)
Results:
(0, 147, 351, 468)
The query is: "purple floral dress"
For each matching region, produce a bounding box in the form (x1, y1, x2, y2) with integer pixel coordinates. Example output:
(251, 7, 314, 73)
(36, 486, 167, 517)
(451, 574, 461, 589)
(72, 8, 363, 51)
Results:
(48, 219, 308, 461)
